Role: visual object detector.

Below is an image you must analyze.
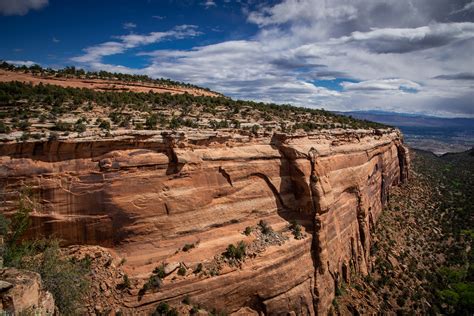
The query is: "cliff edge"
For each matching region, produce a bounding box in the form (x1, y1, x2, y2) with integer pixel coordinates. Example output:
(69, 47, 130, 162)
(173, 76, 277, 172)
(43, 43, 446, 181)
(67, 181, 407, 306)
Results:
(0, 128, 409, 315)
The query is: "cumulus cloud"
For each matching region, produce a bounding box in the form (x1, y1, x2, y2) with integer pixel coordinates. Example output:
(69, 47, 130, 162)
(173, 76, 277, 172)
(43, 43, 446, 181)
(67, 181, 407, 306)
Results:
(71, 0, 474, 117)
(0, 0, 48, 16)
(337, 23, 474, 53)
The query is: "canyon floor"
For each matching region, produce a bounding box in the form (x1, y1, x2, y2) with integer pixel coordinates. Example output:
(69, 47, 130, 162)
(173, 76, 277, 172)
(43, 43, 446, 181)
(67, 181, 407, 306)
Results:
(335, 148, 474, 315)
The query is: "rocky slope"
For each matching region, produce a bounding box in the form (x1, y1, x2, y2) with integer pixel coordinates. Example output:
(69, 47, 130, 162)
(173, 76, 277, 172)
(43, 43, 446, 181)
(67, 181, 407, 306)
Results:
(0, 127, 409, 315)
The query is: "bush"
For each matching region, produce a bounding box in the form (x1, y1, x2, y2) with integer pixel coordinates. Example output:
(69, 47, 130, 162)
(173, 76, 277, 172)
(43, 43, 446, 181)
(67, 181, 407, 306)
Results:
(177, 266, 187, 276)
(243, 226, 253, 236)
(182, 243, 195, 252)
(182, 295, 191, 305)
(152, 302, 178, 316)
(193, 263, 203, 274)
(0, 120, 10, 133)
(117, 274, 131, 290)
(52, 120, 72, 131)
(74, 122, 87, 133)
(438, 289, 460, 306)
(153, 264, 166, 278)
(98, 119, 111, 131)
(223, 241, 246, 261)
(0, 190, 90, 314)
(145, 114, 158, 130)
(289, 220, 303, 239)
(258, 220, 273, 235)
(143, 274, 162, 292)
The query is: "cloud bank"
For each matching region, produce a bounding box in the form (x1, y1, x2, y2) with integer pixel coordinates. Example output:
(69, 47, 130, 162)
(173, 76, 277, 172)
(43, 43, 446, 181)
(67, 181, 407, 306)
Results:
(0, 0, 48, 16)
(71, 0, 474, 117)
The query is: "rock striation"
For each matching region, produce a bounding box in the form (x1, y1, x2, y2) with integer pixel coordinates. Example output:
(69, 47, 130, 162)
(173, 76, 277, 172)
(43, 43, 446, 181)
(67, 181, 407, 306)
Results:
(0, 128, 409, 315)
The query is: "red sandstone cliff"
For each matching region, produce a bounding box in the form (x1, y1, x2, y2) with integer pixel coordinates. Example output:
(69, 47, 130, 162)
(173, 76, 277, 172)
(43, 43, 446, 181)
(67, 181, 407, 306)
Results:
(0, 128, 409, 315)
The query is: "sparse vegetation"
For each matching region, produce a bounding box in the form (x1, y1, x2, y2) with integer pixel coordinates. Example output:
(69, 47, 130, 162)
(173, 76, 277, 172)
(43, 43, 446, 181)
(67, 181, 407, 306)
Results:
(0, 64, 389, 142)
(182, 243, 195, 252)
(258, 220, 273, 235)
(177, 266, 187, 276)
(223, 241, 246, 261)
(152, 302, 178, 316)
(0, 188, 90, 314)
(288, 220, 303, 239)
(243, 226, 253, 236)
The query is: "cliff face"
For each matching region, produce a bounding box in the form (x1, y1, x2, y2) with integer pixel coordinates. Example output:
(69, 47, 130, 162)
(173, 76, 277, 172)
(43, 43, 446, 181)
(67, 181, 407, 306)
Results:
(0, 129, 409, 315)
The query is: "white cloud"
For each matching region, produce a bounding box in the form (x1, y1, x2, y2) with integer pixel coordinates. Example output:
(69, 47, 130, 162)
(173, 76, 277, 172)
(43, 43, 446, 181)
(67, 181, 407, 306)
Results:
(0, 0, 48, 15)
(337, 22, 474, 53)
(152, 15, 165, 20)
(70, 0, 474, 117)
(202, 0, 217, 9)
(5, 60, 37, 67)
(71, 25, 201, 64)
(451, 1, 474, 14)
(341, 79, 421, 91)
(52, 37, 60, 43)
(123, 22, 137, 30)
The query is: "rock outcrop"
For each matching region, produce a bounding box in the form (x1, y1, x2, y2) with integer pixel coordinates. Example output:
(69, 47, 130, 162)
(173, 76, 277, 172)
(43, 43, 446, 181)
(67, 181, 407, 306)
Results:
(0, 128, 409, 315)
(0, 268, 55, 315)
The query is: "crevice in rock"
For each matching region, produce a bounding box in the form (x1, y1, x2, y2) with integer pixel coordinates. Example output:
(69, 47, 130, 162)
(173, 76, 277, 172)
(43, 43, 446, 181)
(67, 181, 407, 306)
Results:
(396, 143, 409, 183)
(163, 134, 184, 175)
(218, 166, 233, 187)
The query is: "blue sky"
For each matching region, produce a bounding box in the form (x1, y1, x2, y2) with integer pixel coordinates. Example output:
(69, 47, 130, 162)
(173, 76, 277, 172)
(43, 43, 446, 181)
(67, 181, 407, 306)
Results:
(1, 0, 474, 117)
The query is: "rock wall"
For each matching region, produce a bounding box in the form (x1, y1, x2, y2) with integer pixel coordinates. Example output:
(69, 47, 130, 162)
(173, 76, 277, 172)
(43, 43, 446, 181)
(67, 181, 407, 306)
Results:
(0, 129, 409, 315)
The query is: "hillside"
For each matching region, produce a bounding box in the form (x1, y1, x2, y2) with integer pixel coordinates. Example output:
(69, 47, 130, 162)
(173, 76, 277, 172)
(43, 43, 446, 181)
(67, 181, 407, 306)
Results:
(0, 64, 386, 143)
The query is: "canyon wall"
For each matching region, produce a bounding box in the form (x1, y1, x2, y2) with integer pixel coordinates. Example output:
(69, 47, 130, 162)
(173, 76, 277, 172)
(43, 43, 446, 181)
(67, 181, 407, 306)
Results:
(0, 129, 409, 315)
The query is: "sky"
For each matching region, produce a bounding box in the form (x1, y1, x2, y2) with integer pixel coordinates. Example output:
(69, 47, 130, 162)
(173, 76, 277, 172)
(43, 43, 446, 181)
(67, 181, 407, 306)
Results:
(0, 0, 473, 117)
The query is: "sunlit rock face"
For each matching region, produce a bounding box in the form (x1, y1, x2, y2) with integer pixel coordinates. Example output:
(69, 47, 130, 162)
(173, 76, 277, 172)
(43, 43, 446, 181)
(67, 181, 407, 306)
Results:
(0, 129, 409, 315)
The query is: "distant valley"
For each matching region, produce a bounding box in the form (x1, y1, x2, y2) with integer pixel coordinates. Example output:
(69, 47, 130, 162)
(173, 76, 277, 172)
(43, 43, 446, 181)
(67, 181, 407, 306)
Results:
(339, 111, 474, 155)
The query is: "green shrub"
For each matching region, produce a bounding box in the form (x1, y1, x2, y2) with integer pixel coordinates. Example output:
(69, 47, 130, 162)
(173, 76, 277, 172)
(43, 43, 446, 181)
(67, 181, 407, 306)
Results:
(177, 266, 187, 276)
(243, 226, 253, 236)
(74, 122, 87, 133)
(438, 289, 460, 306)
(223, 241, 246, 261)
(182, 243, 195, 252)
(182, 295, 191, 305)
(289, 220, 303, 239)
(53, 120, 72, 131)
(0, 120, 10, 133)
(145, 114, 158, 130)
(193, 263, 203, 274)
(98, 119, 111, 130)
(152, 302, 178, 316)
(0, 190, 90, 314)
(258, 220, 273, 235)
(153, 264, 166, 278)
(117, 274, 131, 290)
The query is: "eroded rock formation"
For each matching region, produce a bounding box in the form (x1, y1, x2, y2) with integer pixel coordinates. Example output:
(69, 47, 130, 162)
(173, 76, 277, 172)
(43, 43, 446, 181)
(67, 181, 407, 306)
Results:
(0, 268, 55, 314)
(0, 128, 409, 315)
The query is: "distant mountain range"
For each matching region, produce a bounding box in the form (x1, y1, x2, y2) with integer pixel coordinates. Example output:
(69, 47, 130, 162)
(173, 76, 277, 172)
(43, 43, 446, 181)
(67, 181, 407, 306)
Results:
(336, 110, 474, 129)
(336, 110, 474, 155)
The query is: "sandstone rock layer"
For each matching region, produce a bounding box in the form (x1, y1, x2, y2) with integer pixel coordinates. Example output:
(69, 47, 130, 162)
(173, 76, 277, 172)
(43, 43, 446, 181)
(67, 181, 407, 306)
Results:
(0, 129, 409, 315)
